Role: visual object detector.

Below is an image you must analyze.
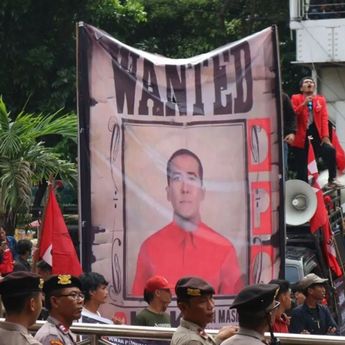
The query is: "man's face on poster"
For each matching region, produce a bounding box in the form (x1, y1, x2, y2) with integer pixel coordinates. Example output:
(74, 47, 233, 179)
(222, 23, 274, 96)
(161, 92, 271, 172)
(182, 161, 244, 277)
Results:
(166, 154, 205, 223)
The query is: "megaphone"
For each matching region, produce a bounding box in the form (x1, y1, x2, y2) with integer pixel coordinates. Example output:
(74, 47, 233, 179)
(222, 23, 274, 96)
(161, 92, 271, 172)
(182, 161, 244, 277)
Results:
(285, 179, 317, 226)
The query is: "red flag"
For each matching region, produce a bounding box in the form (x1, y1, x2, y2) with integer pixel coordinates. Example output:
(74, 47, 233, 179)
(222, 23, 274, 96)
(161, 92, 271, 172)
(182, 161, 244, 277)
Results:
(307, 141, 342, 276)
(308, 141, 328, 232)
(39, 187, 82, 275)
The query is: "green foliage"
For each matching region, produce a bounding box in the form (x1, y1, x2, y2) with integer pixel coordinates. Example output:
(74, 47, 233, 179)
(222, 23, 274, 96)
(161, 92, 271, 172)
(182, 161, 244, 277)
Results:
(0, 0, 303, 115)
(0, 97, 77, 226)
(0, 0, 147, 114)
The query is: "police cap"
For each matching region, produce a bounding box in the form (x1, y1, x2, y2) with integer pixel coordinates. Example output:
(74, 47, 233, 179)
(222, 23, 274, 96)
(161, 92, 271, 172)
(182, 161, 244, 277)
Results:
(231, 283, 279, 313)
(175, 276, 215, 300)
(0, 271, 42, 297)
(43, 274, 82, 295)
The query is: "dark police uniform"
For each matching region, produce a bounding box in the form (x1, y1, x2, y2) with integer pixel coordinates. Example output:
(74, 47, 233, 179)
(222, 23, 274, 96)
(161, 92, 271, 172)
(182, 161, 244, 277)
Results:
(220, 284, 280, 345)
(171, 276, 219, 345)
(0, 271, 43, 345)
(34, 275, 82, 345)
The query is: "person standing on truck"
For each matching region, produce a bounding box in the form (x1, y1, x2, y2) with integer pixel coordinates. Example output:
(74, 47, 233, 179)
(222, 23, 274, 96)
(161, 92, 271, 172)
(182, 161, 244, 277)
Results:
(290, 76, 343, 189)
(289, 273, 339, 335)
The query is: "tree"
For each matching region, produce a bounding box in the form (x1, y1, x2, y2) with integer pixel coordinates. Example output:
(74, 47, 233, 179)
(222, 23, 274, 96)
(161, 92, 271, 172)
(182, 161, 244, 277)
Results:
(0, 97, 77, 232)
(0, 0, 147, 114)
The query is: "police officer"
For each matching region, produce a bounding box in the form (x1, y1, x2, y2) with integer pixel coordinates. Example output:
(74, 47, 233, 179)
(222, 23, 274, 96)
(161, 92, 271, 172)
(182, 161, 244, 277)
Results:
(34, 275, 84, 345)
(171, 276, 237, 345)
(0, 271, 43, 345)
(221, 284, 280, 345)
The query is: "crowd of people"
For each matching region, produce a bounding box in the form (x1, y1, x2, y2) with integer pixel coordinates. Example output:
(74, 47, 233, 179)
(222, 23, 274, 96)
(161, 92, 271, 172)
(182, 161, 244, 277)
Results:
(0, 268, 341, 345)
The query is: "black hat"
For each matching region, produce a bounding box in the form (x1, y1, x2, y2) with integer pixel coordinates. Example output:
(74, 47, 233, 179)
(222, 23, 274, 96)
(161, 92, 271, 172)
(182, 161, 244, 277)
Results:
(0, 271, 43, 297)
(231, 284, 279, 313)
(175, 276, 215, 299)
(43, 274, 82, 295)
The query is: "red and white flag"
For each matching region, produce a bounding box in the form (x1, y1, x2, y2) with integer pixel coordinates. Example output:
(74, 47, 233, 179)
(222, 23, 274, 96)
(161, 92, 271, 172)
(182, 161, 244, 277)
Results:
(39, 187, 82, 275)
(308, 141, 328, 232)
(308, 141, 342, 277)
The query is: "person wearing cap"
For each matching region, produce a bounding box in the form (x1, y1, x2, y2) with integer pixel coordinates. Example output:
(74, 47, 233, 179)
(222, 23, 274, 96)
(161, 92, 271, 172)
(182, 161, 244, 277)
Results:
(221, 283, 280, 345)
(289, 273, 339, 335)
(133, 275, 172, 326)
(290, 76, 343, 189)
(269, 279, 292, 333)
(0, 271, 43, 345)
(132, 149, 243, 296)
(34, 274, 84, 345)
(171, 276, 237, 345)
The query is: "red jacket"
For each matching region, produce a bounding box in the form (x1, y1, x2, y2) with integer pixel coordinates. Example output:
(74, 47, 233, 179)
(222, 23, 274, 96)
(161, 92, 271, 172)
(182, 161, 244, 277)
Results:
(0, 249, 14, 275)
(291, 94, 329, 148)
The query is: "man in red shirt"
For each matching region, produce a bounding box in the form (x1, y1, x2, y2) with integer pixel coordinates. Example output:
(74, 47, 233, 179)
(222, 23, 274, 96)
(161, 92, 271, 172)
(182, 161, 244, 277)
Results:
(291, 77, 343, 188)
(132, 149, 243, 296)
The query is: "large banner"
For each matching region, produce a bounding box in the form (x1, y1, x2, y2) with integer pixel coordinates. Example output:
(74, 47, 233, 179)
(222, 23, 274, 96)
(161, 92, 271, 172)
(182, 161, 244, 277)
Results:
(77, 23, 284, 327)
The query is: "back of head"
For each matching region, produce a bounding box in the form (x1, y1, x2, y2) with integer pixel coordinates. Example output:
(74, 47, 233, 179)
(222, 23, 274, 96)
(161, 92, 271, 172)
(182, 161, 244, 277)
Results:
(16, 239, 33, 256)
(231, 283, 279, 329)
(0, 271, 42, 315)
(80, 272, 108, 301)
(36, 260, 52, 275)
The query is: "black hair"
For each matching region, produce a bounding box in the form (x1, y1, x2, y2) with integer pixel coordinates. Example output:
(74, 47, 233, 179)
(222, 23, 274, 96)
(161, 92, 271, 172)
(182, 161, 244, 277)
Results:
(269, 279, 290, 297)
(16, 239, 32, 255)
(36, 260, 52, 273)
(166, 149, 203, 185)
(143, 289, 155, 304)
(79, 272, 108, 301)
(2, 291, 40, 314)
(299, 76, 314, 88)
(45, 288, 63, 311)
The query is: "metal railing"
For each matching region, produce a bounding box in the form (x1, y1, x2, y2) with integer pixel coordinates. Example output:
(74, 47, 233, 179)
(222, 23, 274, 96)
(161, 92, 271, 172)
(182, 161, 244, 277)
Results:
(13, 320, 345, 345)
(290, 0, 345, 21)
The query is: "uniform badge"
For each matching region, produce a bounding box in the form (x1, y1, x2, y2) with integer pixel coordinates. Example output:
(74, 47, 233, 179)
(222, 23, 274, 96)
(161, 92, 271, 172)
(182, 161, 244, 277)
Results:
(39, 278, 44, 289)
(58, 323, 69, 334)
(58, 274, 72, 285)
(187, 287, 201, 296)
(50, 339, 64, 345)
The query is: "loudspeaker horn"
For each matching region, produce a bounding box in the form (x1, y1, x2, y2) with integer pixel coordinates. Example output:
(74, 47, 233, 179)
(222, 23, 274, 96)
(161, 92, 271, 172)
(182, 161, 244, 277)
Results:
(285, 179, 317, 226)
